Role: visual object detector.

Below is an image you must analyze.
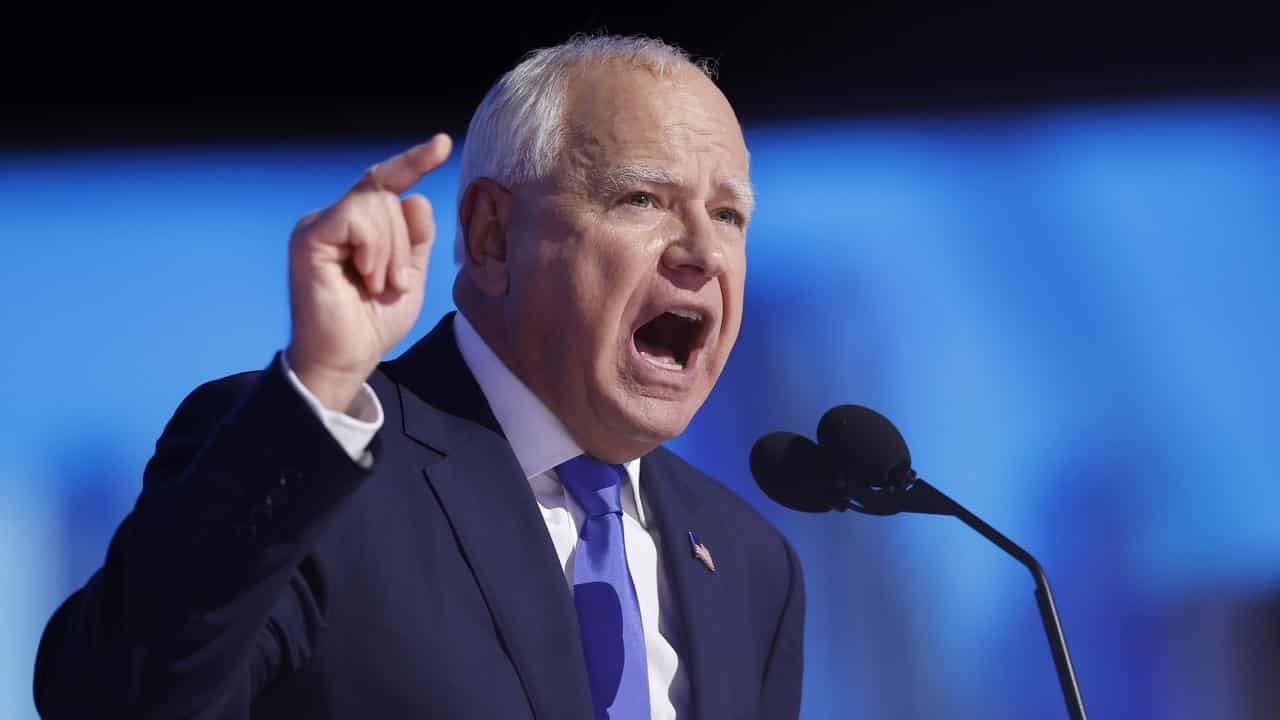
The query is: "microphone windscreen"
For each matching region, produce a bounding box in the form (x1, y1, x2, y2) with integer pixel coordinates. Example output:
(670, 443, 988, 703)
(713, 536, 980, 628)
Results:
(749, 432, 838, 513)
(816, 405, 912, 491)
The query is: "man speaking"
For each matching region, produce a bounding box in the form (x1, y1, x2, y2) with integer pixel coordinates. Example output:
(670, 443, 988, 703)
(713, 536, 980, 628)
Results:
(34, 34, 805, 719)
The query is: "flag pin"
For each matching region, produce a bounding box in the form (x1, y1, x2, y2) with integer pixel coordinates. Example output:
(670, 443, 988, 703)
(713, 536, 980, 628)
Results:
(688, 531, 716, 573)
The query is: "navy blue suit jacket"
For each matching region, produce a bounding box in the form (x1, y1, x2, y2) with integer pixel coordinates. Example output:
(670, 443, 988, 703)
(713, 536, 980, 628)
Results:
(34, 313, 804, 719)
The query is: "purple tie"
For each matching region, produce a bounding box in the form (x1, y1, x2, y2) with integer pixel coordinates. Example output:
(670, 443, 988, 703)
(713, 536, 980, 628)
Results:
(556, 455, 652, 720)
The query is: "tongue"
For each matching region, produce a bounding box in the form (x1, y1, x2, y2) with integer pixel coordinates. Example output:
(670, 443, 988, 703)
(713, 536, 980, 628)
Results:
(635, 334, 679, 362)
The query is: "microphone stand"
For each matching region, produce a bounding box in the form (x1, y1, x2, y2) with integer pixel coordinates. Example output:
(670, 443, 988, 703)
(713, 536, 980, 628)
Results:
(842, 474, 1087, 720)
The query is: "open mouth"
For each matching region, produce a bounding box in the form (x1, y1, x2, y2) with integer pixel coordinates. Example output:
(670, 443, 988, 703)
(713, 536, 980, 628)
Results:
(633, 308, 706, 371)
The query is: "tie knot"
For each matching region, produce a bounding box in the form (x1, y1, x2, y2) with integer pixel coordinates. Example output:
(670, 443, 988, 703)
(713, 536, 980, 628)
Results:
(556, 455, 625, 518)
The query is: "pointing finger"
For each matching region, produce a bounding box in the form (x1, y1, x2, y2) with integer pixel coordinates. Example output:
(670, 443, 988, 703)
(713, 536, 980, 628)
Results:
(355, 133, 453, 195)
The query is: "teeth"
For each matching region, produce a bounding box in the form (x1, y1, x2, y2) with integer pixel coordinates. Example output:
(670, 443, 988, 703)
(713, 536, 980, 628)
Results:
(639, 350, 685, 371)
(669, 308, 703, 322)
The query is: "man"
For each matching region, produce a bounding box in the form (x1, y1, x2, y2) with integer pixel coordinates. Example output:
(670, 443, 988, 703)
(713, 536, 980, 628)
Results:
(34, 35, 804, 719)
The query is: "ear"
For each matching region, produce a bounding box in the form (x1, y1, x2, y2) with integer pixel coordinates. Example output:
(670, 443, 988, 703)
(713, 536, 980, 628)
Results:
(458, 177, 513, 297)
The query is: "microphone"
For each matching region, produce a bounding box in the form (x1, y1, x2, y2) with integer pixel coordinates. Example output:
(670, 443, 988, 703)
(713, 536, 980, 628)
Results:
(750, 405, 949, 516)
(749, 432, 841, 513)
(751, 405, 1088, 720)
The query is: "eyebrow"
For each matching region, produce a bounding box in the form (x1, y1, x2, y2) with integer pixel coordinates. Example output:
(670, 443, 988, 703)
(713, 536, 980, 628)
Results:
(591, 162, 756, 217)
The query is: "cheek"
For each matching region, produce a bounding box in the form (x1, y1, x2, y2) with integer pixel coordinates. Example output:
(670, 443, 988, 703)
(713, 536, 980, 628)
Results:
(722, 253, 747, 318)
(575, 236, 653, 320)
(517, 241, 636, 381)
(715, 254, 748, 358)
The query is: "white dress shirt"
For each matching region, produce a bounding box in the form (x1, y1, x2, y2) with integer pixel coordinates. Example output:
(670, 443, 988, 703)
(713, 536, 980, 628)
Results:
(281, 314, 689, 718)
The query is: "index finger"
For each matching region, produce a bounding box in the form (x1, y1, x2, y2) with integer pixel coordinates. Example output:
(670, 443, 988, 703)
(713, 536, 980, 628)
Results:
(355, 133, 453, 195)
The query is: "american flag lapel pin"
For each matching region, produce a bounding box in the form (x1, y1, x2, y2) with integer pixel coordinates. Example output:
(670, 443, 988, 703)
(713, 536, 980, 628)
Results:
(688, 531, 716, 573)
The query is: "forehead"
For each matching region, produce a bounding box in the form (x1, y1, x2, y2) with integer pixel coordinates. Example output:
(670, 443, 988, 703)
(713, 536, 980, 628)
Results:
(557, 64, 749, 181)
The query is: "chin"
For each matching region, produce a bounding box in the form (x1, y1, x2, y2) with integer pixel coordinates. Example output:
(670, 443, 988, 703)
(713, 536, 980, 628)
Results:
(581, 346, 718, 458)
(614, 393, 703, 448)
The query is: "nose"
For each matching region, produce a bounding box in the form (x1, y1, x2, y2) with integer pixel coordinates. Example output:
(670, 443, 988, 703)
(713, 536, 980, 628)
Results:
(660, 211, 729, 288)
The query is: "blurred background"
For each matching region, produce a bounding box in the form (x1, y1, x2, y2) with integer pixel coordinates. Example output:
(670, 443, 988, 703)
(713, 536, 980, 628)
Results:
(3, 4, 1278, 718)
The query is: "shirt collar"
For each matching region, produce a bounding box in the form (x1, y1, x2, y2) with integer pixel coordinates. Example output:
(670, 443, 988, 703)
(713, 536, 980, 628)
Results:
(452, 312, 647, 527)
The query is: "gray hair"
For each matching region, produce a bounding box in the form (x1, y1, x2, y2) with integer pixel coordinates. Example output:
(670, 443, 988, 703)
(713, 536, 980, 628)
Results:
(453, 33, 717, 263)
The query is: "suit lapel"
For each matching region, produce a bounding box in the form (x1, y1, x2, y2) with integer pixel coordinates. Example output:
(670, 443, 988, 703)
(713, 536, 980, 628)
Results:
(640, 448, 737, 719)
(383, 314, 593, 720)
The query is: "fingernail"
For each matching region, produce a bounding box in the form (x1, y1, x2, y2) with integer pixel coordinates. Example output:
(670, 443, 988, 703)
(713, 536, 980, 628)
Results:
(398, 267, 415, 289)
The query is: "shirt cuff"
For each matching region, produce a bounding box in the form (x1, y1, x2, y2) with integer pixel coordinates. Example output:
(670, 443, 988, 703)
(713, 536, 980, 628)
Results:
(278, 351, 384, 468)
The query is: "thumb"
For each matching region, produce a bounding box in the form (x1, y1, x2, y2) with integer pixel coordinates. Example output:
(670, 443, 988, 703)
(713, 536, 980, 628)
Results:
(402, 194, 436, 274)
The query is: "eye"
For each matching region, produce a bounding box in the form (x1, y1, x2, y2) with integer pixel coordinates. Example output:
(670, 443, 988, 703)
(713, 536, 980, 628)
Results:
(625, 192, 656, 209)
(712, 207, 745, 227)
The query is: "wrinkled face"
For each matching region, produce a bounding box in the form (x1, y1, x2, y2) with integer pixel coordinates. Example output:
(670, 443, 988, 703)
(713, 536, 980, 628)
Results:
(501, 63, 752, 461)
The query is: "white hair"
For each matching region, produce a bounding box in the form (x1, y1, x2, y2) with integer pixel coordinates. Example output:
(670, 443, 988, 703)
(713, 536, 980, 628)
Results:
(453, 33, 717, 263)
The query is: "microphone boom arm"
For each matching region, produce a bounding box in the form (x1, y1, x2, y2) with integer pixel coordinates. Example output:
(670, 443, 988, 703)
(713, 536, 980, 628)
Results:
(755, 406, 1087, 719)
(901, 476, 1088, 720)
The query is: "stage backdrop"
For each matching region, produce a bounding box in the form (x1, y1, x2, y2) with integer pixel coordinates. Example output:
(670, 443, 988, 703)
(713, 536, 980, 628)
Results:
(2, 98, 1277, 718)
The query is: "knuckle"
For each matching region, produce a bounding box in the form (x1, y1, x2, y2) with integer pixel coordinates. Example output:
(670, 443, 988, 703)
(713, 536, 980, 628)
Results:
(290, 208, 325, 238)
(328, 199, 360, 228)
(362, 163, 382, 190)
(346, 198, 385, 238)
(384, 192, 404, 217)
(351, 217, 383, 252)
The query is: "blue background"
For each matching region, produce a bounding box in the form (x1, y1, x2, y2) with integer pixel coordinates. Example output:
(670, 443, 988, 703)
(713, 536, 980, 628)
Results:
(2, 98, 1277, 718)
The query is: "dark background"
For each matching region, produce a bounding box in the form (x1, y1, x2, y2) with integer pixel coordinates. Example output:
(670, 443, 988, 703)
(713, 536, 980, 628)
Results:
(5, 3, 1279, 147)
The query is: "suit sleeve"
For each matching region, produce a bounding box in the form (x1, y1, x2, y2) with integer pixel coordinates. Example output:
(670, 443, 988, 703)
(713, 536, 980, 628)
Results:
(759, 532, 806, 719)
(33, 354, 378, 718)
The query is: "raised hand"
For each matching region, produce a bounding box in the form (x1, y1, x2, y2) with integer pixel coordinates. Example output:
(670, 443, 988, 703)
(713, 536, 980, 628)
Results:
(285, 134, 453, 412)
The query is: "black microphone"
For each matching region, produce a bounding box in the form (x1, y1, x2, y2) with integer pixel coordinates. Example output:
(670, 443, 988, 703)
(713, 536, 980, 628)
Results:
(750, 406, 949, 516)
(751, 405, 1088, 720)
(749, 432, 841, 513)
